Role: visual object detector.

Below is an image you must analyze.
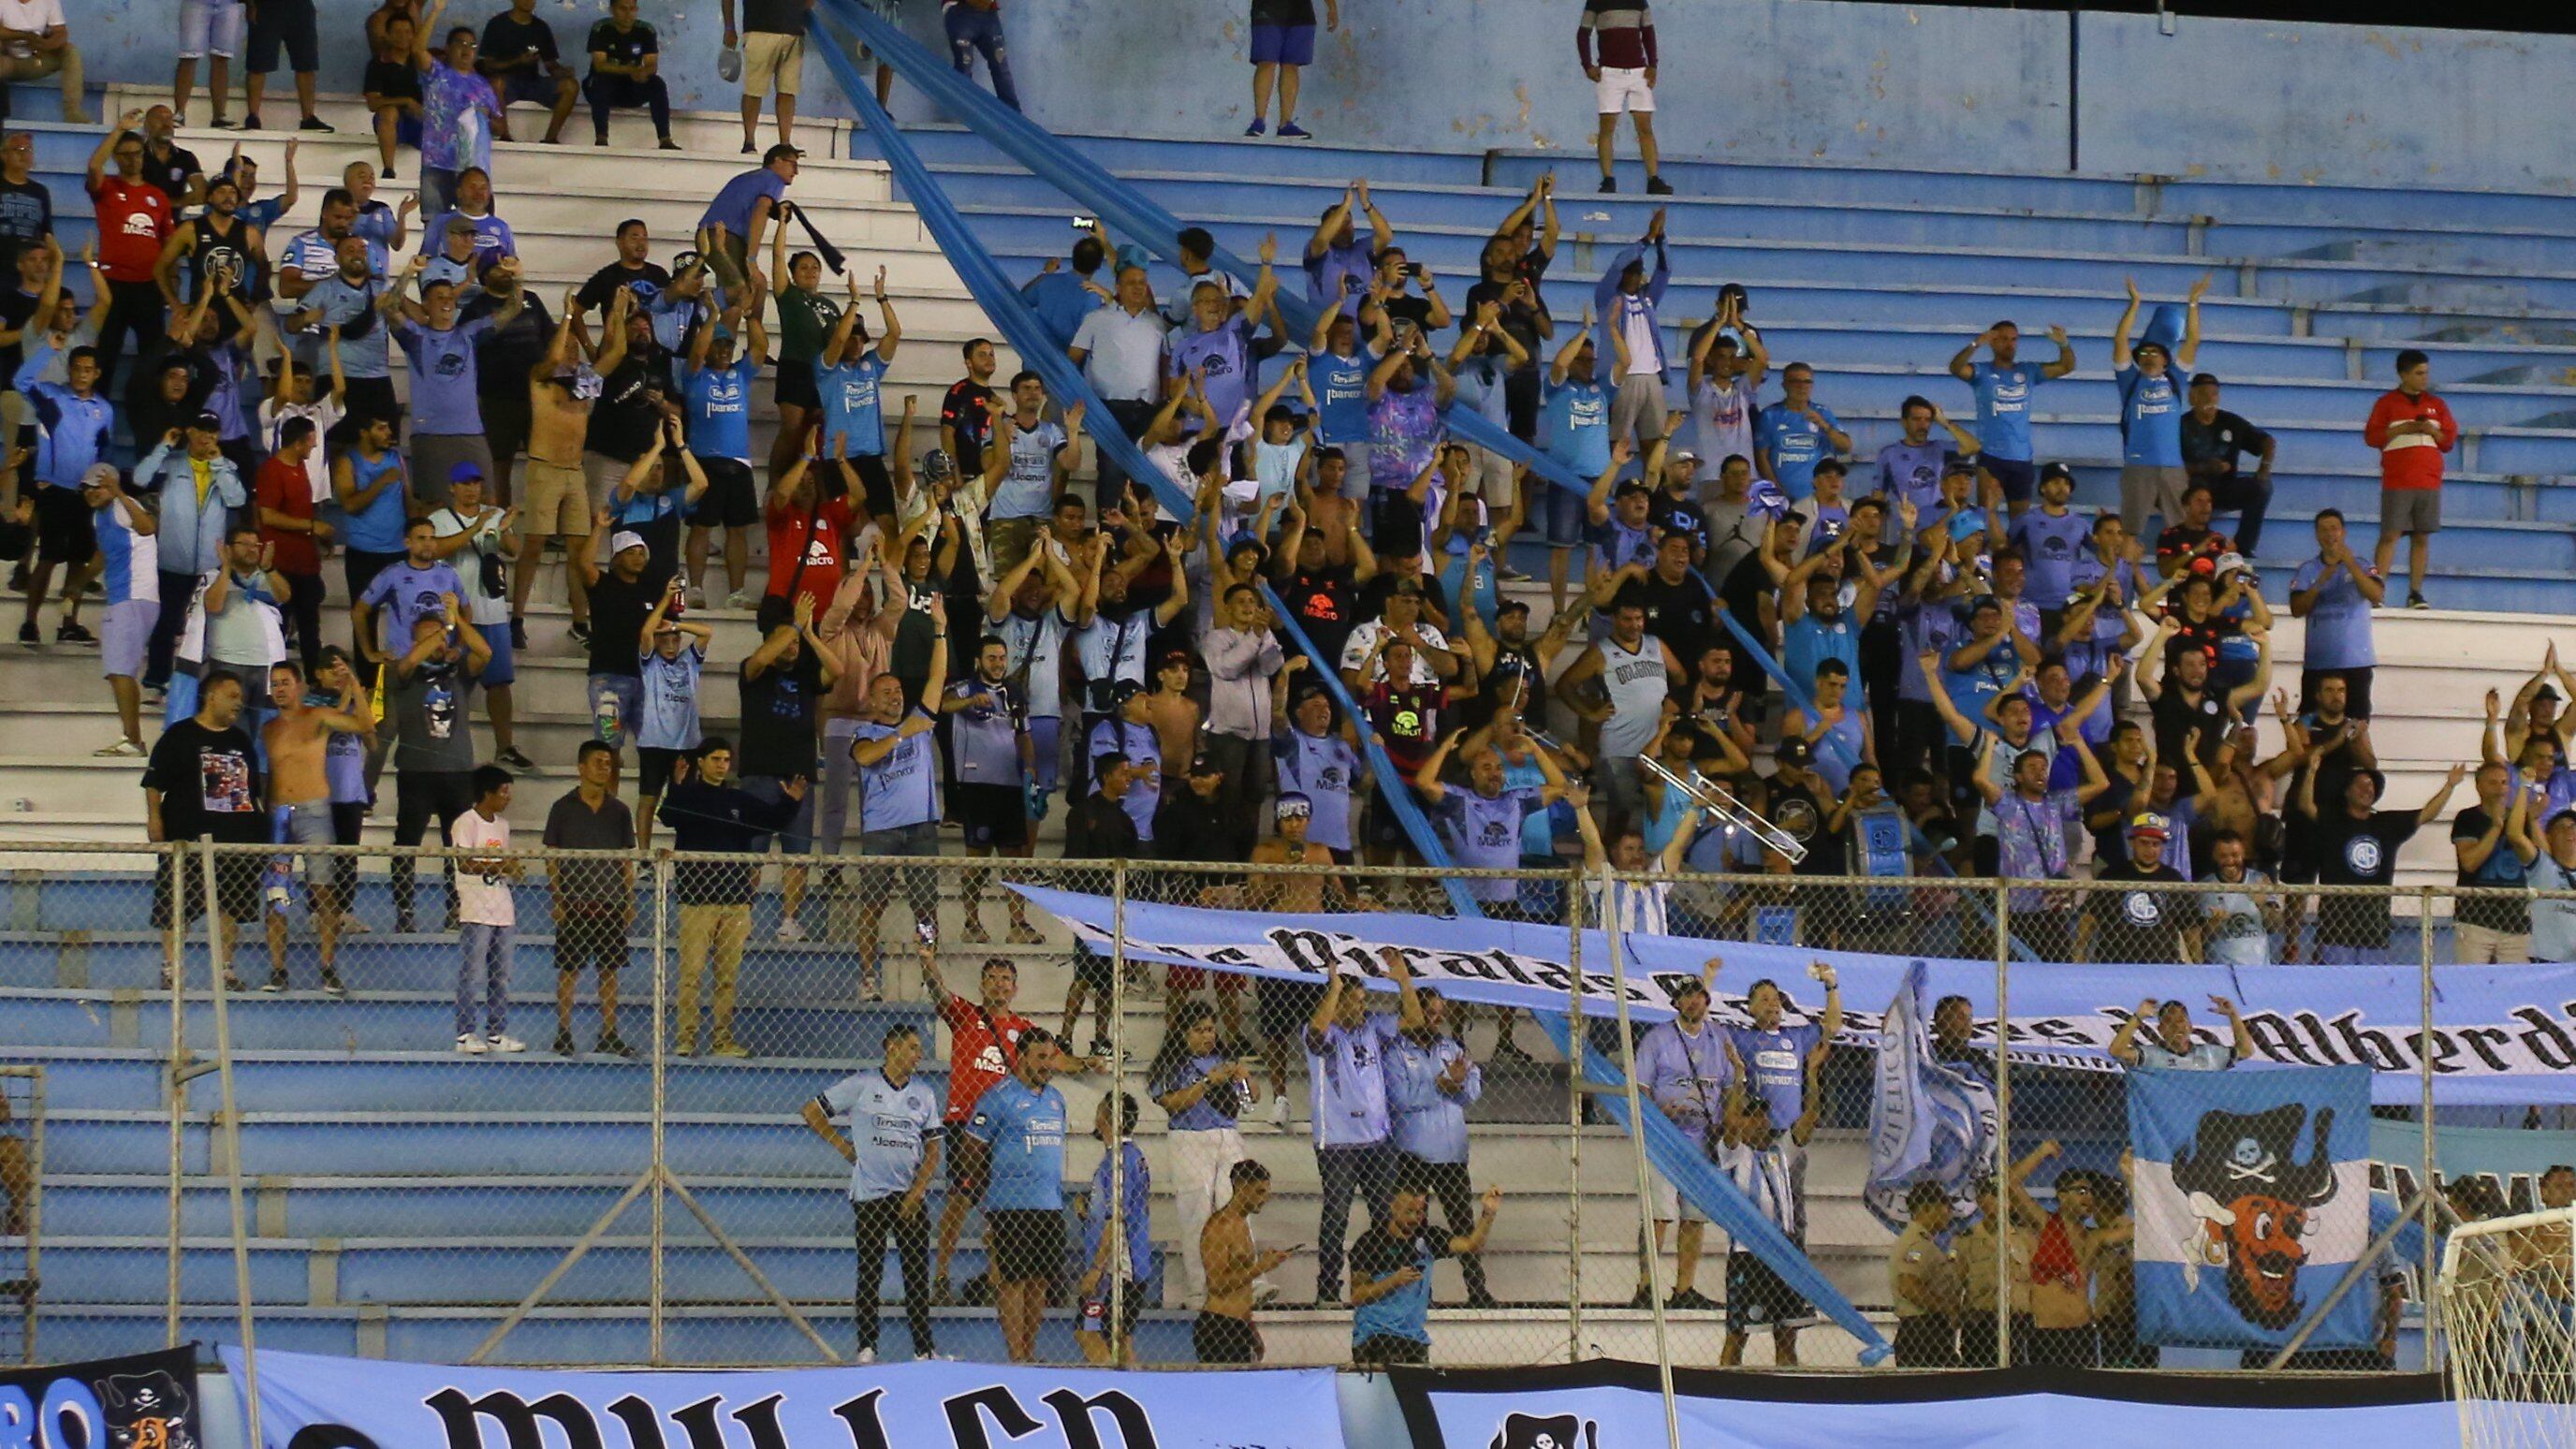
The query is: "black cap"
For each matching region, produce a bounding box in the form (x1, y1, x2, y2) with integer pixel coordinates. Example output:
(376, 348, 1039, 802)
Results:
(1668, 974, 1711, 1003)
(1776, 737, 1814, 765)
(2038, 461, 2075, 485)
(763, 142, 805, 165)
(189, 410, 224, 432)
(1108, 680, 1146, 708)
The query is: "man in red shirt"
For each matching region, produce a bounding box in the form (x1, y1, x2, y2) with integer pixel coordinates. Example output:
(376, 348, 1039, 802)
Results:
(759, 434, 854, 636)
(2364, 347, 2458, 610)
(82, 111, 174, 395)
(917, 942, 1032, 1307)
(253, 416, 331, 678)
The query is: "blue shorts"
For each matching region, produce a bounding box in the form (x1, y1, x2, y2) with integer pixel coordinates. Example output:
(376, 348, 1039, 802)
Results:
(1981, 456, 2037, 506)
(1029, 715, 1061, 794)
(743, 775, 816, 857)
(589, 673, 643, 752)
(1542, 480, 1588, 548)
(1250, 22, 1315, 66)
(476, 620, 516, 687)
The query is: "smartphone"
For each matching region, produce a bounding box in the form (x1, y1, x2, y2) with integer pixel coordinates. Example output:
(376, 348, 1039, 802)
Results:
(1406, 263, 1427, 280)
(1072, 215, 1096, 229)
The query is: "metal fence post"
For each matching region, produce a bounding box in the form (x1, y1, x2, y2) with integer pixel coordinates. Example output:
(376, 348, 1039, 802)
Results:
(1108, 861, 1127, 1361)
(1563, 869, 1585, 1366)
(2418, 886, 2438, 1368)
(651, 851, 671, 1367)
(1992, 877, 2013, 1369)
(200, 844, 261, 1449)
(1604, 867, 1678, 1449)
(161, 842, 186, 1349)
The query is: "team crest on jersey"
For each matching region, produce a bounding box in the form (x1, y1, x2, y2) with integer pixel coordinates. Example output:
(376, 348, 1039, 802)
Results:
(2344, 837, 2382, 876)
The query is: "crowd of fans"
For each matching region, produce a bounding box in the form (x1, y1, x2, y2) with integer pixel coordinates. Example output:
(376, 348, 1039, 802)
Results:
(2, 0, 2557, 1373)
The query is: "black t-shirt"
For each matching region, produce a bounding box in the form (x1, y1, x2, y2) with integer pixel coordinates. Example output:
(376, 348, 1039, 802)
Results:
(2086, 859, 2190, 962)
(541, 789, 637, 902)
(1279, 565, 1358, 666)
(2182, 409, 2270, 487)
(479, 12, 560, 68)
(740, 0, 812, 34)
(2148, 687, 2228, 798)
(363, 56, 424, 104)
(0, 176, 52, 271)
(1630, 569, 1714, 664)
(1771, 779, 1841, 876)
(141, 144, 203, 207)
(585, 18, 658, 73)
(2287, 713, 2364, 831)
(0, 285, 41, 377)
(940, 379, 1001, 476)
(1717, 551, 1774, 661)
(1378, 293, 1435, 337)
(466, 289, 552, 399)
(1069, 788, 1140, 860)
(587, 574, 656, 677)
(577, 260, 672, 316)
(586, 351, 670, 461)
(2306, 808, 2418, 946)
(737, 651, 823, 779)
(1250, 0, 1319, 26)
(143, 719, 266, 843)
(2452, 805, 2534, 933)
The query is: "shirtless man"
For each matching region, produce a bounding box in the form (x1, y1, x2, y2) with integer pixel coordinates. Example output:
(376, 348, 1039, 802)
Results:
(262, 659, 374, 992)
(1145, 649, 1203, 821)
(513, 287, 630, 640)
(1195, 1158, 1297, 1363)
(1245, 794, 1374, 1126)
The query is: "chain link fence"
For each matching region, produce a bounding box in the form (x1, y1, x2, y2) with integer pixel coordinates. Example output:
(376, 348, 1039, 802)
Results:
(15, 842, 2576, 1375)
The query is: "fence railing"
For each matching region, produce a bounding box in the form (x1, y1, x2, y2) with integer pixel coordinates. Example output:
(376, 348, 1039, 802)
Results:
(6, 840, 2566, 1373)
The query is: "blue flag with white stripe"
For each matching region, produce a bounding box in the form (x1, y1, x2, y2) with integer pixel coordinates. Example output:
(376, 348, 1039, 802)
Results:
(2130, 1064, 2376, 1349)
(1864, 960, 1996, 1232)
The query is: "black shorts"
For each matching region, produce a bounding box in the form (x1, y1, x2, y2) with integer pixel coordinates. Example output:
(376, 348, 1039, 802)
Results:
(689, 457, 759, 529)
(986, 1207, 1064, 1283)
(772, 359, 822, 411)
(1725, 1249, 1811, 1336)
(153, 848, 263, 929)
(944, 1130, 985, 1197)
(2299, 666, 2374, 721)
(637, 747, 687, 795)
(950, 782, 1027, 849)
(246, 0, 320, 74)
(848, 452, 896, 520)
(1364, 787, 1415, 851)
(32, 483, 94, 565)
(1193, 1310, 1263, 1363)
(1079, 1287, 1143, 1340)
(554, 909, 628, 975)
(480, 388, 534, 476)
(1980, 456, 2037, 506)
(1073, 942, 1114, 993)
(1354, 1334, 1430, 1367)
(1257, 977, 1326, 1043)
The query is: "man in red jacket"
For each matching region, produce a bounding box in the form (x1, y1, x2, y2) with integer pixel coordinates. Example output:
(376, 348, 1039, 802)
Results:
(2363, 348, 2457, 610)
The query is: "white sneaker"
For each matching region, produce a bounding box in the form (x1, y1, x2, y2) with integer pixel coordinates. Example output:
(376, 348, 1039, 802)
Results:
(724, 589, 754, 610)
(456, 1033, 488, 1054)
(1268, 1093, 1290, 1129)
(686, 585, 707, 609)
(775, 917, 807, 943)
(487, 1033, 528, 1053)
(854, 1346, 876, 1365)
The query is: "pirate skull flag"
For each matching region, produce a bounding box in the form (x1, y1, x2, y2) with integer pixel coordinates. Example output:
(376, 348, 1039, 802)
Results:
(2130, 1064, 2376, 1349)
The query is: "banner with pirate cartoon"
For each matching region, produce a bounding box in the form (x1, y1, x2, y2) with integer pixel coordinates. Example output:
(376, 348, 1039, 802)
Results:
(0, 1343, 204, 1449)
(2130, 1065, 2376, 1349)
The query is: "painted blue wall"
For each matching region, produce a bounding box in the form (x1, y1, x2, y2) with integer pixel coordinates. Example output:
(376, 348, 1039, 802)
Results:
(54, 1, 2576, 194)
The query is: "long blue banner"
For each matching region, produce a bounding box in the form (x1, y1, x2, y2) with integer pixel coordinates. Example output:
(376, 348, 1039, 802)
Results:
(1016, 886, 2576, 1105)
(1386, 1360, 2453, 1449)
(226, 1346, 1345, 1449)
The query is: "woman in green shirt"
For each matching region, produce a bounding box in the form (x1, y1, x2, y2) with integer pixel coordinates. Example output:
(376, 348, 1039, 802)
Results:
(768, 213, 844, 484)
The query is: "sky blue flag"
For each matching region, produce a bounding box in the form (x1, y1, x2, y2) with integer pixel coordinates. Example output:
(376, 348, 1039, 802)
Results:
(812, 0, 1602, 513)
(2130, 1064, 2377, 1350)
(1864, 960, 1997, 1232)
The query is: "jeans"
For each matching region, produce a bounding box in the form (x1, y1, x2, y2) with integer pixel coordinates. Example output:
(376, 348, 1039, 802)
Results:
(1397, 1154, 1491, 1301)
(456, 922, 515, 1037)
(143, 568, 199, 691)
(943, 4, 1019, 110)
(419, 167, 459, 225)
(1312, 1139, 1395, 1299)
(852, 1193, 936, 1357)
(2210, 470, 2274, 558)
(95, 278, 169, 397)
(585, 71, 672, 141)
(277, 567, 325, 678)
(392, 770, 474, 927)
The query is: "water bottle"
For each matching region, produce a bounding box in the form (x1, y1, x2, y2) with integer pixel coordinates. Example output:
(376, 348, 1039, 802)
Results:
(265, 856, 294, 915)
(595, 690, 622, 745)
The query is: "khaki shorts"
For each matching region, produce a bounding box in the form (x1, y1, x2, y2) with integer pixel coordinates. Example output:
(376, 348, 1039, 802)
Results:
(742, 31, 805, 98)
(1471, 444, 1519, 509)
(522, 459, 594, 537)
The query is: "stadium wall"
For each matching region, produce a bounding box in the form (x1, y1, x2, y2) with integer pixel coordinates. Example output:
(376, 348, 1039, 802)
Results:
(53, 5, 2576, 198)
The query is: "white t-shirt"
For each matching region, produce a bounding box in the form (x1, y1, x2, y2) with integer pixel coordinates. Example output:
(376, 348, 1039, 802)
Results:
(1339, 617, 1450, 686)
(0, 0, 66, 58)
(260, 397, 344, 505)
(449, 812, 514, 928)
(432, 505, 513, 626)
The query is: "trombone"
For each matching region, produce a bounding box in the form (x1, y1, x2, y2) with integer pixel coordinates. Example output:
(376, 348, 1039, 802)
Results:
(1527, 726, 1808, 865)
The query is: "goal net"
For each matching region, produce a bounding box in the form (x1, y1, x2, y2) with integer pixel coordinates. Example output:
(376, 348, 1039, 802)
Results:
(2439, 1206, 2576, 1449)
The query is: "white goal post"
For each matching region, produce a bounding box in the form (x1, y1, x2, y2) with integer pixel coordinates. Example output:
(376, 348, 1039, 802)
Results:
(2437, 1205, 2576, 1449)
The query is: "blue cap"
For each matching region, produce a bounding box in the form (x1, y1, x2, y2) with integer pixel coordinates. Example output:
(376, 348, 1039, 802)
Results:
(448, 461, 486, 484)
